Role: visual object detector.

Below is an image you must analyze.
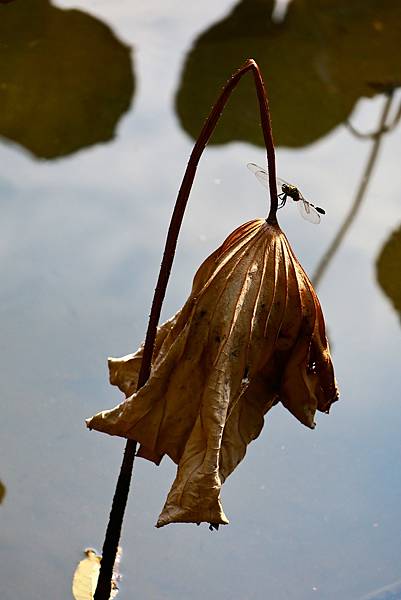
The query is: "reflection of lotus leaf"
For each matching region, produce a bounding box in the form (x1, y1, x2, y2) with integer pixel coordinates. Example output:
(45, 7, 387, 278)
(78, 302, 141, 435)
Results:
(0, 0, 134, 159)
(376, 224, 401, 322)
(176, 0, 401, 148)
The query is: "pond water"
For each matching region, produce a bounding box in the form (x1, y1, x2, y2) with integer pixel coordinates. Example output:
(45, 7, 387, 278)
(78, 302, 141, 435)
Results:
(1, 1, 401, 599)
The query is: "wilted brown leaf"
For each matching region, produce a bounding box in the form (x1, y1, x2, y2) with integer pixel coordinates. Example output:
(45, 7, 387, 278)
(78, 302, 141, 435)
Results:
(87, 219, 338, 527)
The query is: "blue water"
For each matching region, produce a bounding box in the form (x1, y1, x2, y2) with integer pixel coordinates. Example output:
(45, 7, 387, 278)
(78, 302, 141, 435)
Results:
(1, 1, 400, 599)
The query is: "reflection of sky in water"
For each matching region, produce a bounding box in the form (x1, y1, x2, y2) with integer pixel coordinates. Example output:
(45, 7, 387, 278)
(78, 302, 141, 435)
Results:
(1, 1, 400, 599)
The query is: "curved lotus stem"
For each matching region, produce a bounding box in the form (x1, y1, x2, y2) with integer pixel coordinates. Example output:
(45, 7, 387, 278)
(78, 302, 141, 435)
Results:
(94, 59, 279, 599)
(138, 59, 278, 399)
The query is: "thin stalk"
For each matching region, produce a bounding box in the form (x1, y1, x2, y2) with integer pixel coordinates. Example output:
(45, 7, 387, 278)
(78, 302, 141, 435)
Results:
(94, 58, 278, 599)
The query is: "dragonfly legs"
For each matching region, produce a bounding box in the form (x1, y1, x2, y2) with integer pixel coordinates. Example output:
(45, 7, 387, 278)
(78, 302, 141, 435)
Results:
(278, 192, 288, 209)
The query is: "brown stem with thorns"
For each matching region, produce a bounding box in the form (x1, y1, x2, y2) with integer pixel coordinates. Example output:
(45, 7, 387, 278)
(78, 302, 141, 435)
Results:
(94, 58, 278, 600)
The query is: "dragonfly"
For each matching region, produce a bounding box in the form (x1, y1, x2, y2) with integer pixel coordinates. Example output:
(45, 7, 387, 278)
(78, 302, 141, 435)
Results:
(247, 162, 325, 224)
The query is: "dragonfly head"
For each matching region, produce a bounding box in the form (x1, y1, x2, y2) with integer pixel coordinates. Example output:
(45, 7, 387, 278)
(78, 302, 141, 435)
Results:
(281, 183, 300, 200)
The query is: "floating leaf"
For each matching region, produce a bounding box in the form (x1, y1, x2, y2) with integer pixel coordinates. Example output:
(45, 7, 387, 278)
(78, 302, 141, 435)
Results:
(0, 0, 134, 159)
(0, 480, 5, 504)
(376, 224, 401, 321)
(87, 219, 338, 527)
(176, 0, 401, 148)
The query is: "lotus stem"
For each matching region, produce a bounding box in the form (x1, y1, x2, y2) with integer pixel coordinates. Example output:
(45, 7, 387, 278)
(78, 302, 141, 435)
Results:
(94, 58, 278, 599)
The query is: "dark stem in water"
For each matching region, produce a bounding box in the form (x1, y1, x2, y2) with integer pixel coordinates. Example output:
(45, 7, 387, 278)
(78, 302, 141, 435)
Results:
(94, 58, 278, 600)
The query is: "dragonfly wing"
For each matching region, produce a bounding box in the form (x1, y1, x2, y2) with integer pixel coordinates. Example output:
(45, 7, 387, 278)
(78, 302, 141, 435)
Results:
(298, 198, 321, 224)
(247, 164, 292, 194)
(248, 163, 322, 224)
(247, 162, 269, 189)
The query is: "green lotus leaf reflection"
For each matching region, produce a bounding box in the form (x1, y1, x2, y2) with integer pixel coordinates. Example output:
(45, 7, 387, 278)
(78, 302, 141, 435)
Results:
(0, 0, 134, 159)
(176, 0, 401, 148)
(376, 224, 401, 322)
(0, 480, 5, 504)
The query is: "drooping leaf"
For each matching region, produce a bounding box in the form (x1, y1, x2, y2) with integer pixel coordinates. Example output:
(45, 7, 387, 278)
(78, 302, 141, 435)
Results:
(87, 219, 338, 527)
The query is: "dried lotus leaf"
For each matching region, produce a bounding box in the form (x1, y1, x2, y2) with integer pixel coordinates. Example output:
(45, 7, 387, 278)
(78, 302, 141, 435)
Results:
(87, 219, 338, 526)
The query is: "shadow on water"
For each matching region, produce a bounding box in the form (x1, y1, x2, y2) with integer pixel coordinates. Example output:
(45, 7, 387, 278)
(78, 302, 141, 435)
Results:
(175, 0, 401, 148)
(0, 0, 135, 159)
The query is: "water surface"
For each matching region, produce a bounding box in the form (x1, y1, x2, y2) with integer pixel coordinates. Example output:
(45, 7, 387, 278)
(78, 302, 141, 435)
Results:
(1, 1, 400, 599)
